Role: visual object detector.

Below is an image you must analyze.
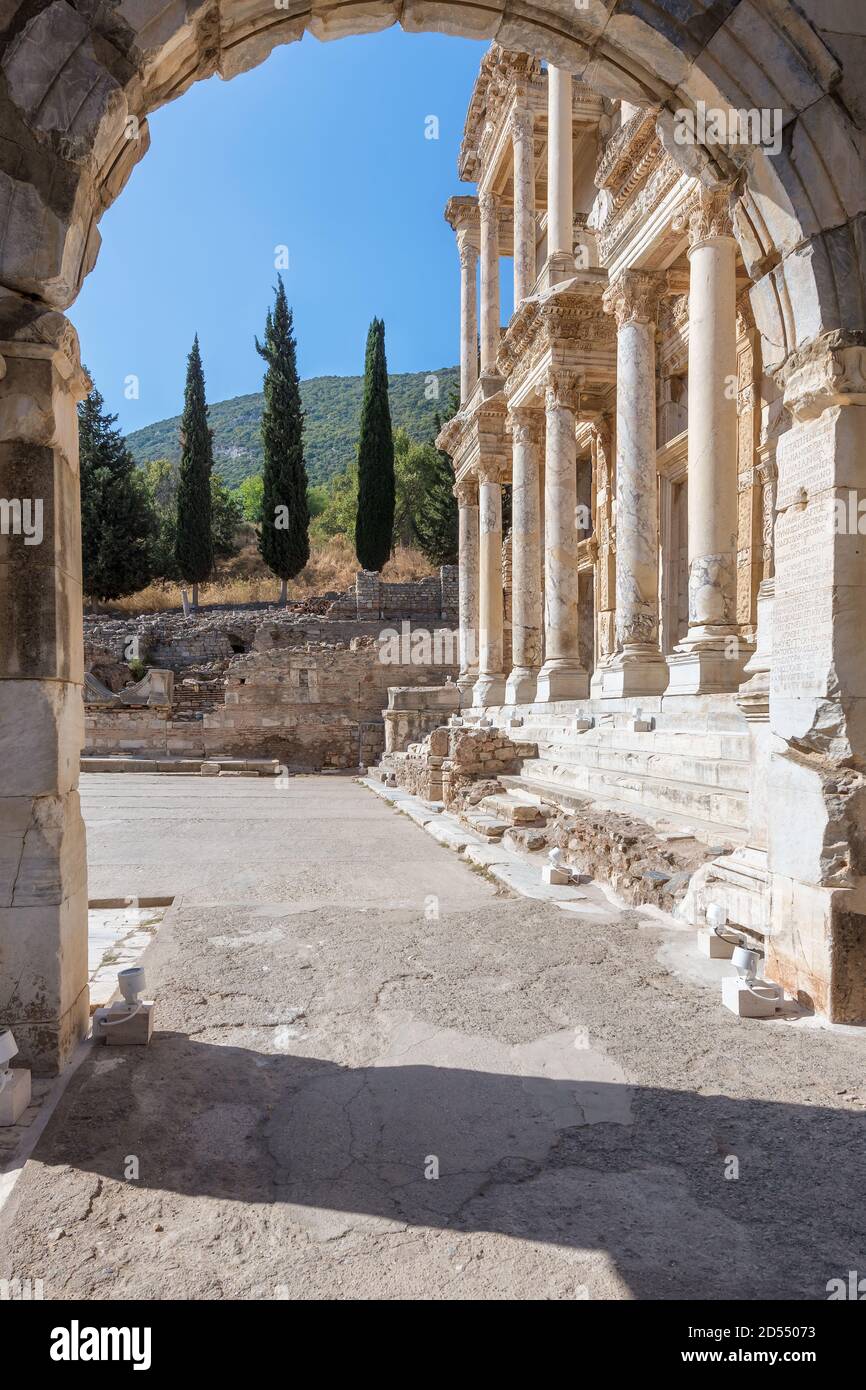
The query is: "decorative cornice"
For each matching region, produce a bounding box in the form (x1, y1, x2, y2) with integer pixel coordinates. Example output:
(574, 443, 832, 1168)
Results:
(602, 269, 665, 328)
(496, 282, 615, 390)
(444, 194, 479, 235)
(595, 107, 660, 194)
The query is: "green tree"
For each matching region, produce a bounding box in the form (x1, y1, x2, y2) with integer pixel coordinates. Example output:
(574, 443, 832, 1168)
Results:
(235, 473, 264, 524)
(211, 472, 243, 559)
(175, 334, 214, 607)
(355, 318, 395, 571)
(313, 464, 358, 540)
(79, 380, 157, 602)
(256, 276, 309, 605)
(142, 458, 180, 581)
(412, 447, 458, 566)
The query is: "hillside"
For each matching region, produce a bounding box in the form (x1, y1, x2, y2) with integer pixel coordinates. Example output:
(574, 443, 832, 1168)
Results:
(125, 366, 460, 486)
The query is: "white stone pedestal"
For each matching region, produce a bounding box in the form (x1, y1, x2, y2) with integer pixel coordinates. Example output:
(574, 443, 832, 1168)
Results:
(0, 1069, 31, 1126)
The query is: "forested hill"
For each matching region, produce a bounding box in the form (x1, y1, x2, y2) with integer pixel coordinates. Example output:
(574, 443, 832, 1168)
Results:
(125, 365, 460, 487)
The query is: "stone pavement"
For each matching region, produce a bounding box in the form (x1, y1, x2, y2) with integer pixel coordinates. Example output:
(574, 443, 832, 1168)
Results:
(1, 775, 864, 1300)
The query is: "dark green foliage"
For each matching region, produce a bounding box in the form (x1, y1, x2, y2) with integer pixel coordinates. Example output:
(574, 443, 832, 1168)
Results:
(78, 380, 157, 601)
(255, 276, 309, 584)
(174, 335, 214, 586)
(126, 367, 461, 487)
(355, 318, 395, 572)
(412, 450, 458, 567)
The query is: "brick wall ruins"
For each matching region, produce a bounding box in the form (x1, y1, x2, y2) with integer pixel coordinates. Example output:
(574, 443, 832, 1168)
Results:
(83, 572, 460, 770)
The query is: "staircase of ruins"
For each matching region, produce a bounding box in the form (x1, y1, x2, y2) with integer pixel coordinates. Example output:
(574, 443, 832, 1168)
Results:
(489, 704, 752, 846)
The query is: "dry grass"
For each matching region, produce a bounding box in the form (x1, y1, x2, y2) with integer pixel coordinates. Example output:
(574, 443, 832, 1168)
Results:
(97, 534, 436, 616)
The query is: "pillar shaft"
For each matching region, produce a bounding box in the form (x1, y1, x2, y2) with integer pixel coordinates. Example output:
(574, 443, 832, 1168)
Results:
(536, 370, 588, 702)
(601, 271, 668, 696)
(472, 461, 506, 706)
(479, 192, 501, 377)
(669, 185, 748, 693)
(547, 67, 573, 259)
(0, 310, 90, 1073)
(455, 476, 479, 703)
(511, 107, 535, 305)
(505, 408, 543, 703)
(458, 238, 478, 405)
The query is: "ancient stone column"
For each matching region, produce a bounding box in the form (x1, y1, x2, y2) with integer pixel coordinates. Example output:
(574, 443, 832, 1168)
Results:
(458, 236, 479, 405)
(669, 185, 747, 693)
(505, 407, 544, 703)
(546, 66, 574, 282)
(455, 476, 479, 704)
(511, 107, 536, 305)
(601, 270, 668, 696)
(0, 308, 90, 1073)
(536, 370, 589, 701)
(479, 191, 501, 377)
(472, 459, 506, 707)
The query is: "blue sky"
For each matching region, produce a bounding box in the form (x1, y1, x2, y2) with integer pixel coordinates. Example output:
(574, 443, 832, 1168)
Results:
(69, 28, 510, 436)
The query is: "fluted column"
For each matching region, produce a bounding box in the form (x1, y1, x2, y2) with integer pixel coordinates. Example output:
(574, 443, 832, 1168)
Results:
(511, 107, 535, 305)
(505, 407, 544, 703)
(546, 66, 574, 284)
(536, 369, 589, 701)
(472, 459, 506, 706)
(479, 191, 501, 377)
(670, 184, 748, 693)
(458, 237, 479, 405)
(601, 270, 668, 697)
(455, 476, 479, 704)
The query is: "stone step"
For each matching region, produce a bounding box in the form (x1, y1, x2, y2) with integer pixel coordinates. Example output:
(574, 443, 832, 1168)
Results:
(528, 741, 751, 791)
(81, 756, 280, 776)
(499, 773, 746, 845)
(461, 811, 510, 841)
(479, 792, 548, 825)
(514, 757, 749, 830)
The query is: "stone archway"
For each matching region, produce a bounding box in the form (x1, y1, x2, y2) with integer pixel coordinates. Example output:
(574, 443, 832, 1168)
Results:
(1, 1, 864, 1070)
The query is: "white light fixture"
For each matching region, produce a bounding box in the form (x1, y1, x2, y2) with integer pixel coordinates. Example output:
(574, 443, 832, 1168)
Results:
(93, 967, 155, 1046)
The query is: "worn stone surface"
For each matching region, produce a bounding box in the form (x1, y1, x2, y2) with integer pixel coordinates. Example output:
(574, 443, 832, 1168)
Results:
(1, 775, 865, 1299)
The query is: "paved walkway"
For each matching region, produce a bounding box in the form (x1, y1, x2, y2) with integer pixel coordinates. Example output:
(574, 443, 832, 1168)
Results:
(1, 774, 865, 1299)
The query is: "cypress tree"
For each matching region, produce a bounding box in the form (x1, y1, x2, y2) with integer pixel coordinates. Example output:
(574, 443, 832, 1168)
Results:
(354, 317, 395, 572)
(175, 334, 214, 607)
(78, 379, 157, 602)
(255, 276, 309, 605)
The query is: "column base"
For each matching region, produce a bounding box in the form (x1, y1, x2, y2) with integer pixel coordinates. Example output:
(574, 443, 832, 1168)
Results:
(472, 672, 506, 707)
(456, 674, 478, 709)
(535, 661, 589, 703)
(601, 650, 669, 698)
(667, 639, 752, 695)
(504, 666, 539, 704)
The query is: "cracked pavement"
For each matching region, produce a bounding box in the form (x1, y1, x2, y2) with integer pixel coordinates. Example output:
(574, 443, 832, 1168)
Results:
(1, 773, 865, 1300)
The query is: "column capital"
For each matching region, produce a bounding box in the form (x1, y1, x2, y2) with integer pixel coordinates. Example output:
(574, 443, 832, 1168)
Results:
(476, 457, 503, 486)
(478, 190, 500, 219)
(538, 368, 582, 413)
(454, 475, 479, 507)
(509, 106, 534, 144)
(602, 269, 665, 328)
(506, 405, 544, 446)
(457, 238, 478, 272)
(676, 181, 737, 248)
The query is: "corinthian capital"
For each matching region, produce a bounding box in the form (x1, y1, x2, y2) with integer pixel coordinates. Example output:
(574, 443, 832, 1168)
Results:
(677, 182, 736, 247)
(479, 190, 500, 220)
(458, 238, 478, 272)
(539, 368, 582, 413)
(507, 405, 543, 447)
(454, 476, 479, 507)
(602, 269, 665, 328)
(509, 106, 534, 144)
(476, 457, 503, 487)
